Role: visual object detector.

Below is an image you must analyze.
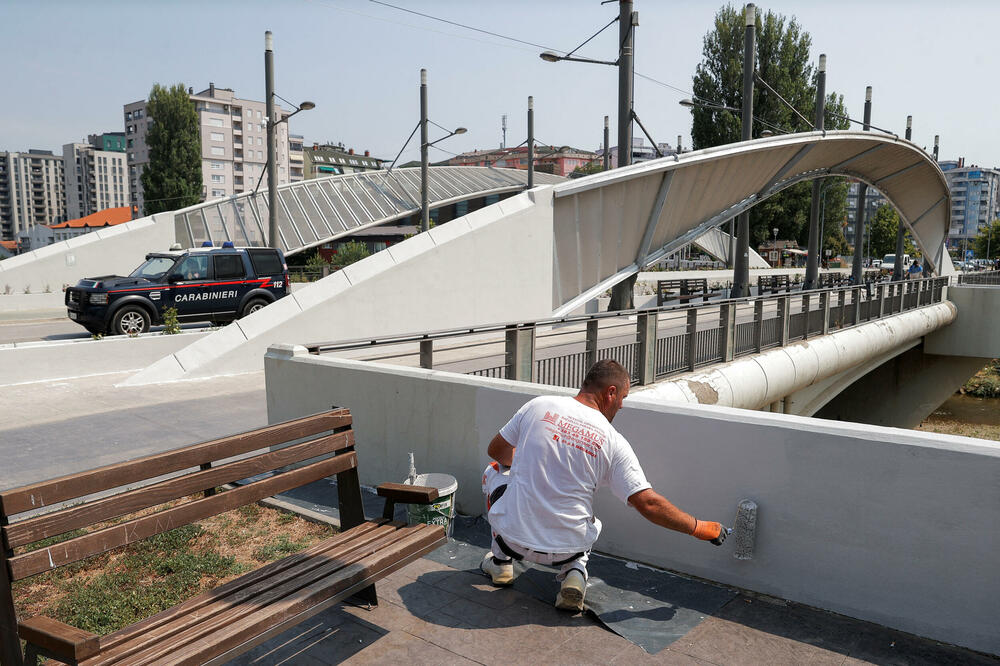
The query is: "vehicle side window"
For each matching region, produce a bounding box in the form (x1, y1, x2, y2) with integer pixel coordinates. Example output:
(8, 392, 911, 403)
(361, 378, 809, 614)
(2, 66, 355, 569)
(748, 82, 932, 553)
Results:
(248, 250, 283, 276)
(174, 255, 210, 280)
(214, 254, 246, 279)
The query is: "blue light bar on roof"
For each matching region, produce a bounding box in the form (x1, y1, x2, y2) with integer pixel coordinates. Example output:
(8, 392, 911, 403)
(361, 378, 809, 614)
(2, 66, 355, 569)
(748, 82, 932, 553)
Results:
(222, 241, 235, 248)
(201, 241, 213, 247)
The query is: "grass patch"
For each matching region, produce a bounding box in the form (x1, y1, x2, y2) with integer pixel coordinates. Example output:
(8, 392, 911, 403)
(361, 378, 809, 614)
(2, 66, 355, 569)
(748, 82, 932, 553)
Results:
(13, 502, 334, 638)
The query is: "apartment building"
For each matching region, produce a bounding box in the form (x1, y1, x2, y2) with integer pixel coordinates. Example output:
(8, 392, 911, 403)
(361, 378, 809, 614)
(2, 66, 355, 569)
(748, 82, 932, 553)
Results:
(0, 150, 65, 241)
(125, 83, 296, 215)
(63, 133, 129, 220)
(939, 158, 1000, 249)
(303, 143, 382, 178)
(845, 181, 888, 246)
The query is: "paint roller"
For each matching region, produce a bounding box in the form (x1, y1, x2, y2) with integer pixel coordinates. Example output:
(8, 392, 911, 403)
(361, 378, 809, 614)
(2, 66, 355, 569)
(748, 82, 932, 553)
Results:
(722, 499, 758, 560)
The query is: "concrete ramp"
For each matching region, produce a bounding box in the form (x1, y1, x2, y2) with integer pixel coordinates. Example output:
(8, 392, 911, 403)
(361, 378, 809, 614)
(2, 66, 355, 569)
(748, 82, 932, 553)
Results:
(126, 188, 558, 384)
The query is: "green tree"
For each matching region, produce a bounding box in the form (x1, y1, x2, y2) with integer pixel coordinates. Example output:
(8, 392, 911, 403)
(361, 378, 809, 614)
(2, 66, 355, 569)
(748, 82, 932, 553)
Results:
(140, 83, 202, 215)
(571, 161, 606, 177)
(690, 5, 850, 248)
(333, 240, 370, 266)
(972, 219, 1000, 259)
(867, 204, 917, 259)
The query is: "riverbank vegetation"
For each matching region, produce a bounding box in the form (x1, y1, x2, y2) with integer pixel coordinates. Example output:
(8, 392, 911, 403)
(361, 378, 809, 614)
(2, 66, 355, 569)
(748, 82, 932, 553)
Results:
(960, 359, 1000, 398)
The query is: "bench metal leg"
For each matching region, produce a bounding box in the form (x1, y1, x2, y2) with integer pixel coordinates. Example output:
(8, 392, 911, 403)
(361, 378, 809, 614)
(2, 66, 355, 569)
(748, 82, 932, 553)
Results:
(348, 584, 379, 609)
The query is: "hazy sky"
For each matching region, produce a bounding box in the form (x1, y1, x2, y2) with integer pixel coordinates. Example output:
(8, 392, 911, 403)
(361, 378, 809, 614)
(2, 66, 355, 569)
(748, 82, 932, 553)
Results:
(3, 0, 996, 168)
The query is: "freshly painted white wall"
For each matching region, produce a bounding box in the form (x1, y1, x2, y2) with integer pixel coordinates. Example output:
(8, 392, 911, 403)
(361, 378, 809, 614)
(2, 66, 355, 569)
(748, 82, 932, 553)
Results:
(126, 189, 556, 384)
(264, 345, 1000, 657)
(0, 213, 177, 293)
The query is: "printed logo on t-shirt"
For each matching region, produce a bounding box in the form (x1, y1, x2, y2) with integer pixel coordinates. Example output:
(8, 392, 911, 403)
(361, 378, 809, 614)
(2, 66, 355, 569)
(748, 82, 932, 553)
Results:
(541, 412, 606, 458)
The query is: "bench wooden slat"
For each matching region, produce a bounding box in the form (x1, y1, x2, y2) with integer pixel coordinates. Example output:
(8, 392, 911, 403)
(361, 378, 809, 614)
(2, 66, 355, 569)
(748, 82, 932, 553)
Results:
(8, 452, 356, 580)
(90, 521, 406, 664)
(98, 524, 437, 666)
(122, 525, 444, 666)
(0, 409, 350, 516)
(18, 616, 100, 661)
(4, 430, 355, 548)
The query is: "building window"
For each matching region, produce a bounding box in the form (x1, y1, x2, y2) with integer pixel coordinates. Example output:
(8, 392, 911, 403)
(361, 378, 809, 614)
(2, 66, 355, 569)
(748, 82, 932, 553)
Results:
(210, 147, 225, 156)
(211, 174, 225, 183)
(211, 188, 226, 197)
(208, 118, 224, 128)
(210, 132, 225, 142)
(211, 161, 224, 169)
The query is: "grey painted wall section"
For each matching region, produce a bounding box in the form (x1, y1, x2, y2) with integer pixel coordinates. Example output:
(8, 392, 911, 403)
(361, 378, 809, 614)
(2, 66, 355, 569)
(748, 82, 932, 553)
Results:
(264, 346, 1000, 656)
(0, 213, 176, 294)
(924, 285, 1000, 358)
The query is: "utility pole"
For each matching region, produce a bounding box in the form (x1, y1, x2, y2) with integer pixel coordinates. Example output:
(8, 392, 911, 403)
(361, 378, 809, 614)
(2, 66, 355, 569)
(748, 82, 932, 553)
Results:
(265, 31, 278, 248)
(802, 54, 827, 291)
(603, 116, 610, 171)
(501, 114, 507, 149)
(730, 3, 756, 298)
(851, 86, 873, 284)
(609, 0, 637, 310)
(676, 135, 682, 153)
(527, 96, 534, 188)
(420, 69, 430, 232)
(892, 115, 912, 281)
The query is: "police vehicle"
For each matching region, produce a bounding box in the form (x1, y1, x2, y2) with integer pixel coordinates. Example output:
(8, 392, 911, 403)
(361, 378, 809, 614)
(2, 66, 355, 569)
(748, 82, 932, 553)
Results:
(65, 243, 289, 335)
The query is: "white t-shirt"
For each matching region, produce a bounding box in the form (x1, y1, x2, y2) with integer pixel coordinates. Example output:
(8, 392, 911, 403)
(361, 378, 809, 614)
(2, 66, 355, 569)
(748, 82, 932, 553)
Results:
(488, 395, 651, 552)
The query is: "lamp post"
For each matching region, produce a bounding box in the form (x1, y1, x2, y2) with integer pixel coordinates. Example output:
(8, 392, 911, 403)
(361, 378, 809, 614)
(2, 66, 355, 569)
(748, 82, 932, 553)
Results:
(851, 86, 873, 285)
(262, 31, 314, 249)
(891, 116, 913, 281)
(416, 69, 466, 232)
(772, 227, 779, 267)
(527, 96, 534, 188)
(802, 53, 827, 291)
(730, 3, 756, 298)
(540, 0, 637, 309)
(603, 116, 610, 171)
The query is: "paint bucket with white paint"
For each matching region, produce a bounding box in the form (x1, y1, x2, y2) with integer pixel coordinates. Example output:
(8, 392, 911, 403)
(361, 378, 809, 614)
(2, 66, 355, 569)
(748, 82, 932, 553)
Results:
(404, 472, 458, 537)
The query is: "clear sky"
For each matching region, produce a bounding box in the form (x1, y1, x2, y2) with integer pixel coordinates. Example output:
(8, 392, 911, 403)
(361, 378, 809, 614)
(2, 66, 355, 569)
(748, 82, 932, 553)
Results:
(2, 0, 996, 168)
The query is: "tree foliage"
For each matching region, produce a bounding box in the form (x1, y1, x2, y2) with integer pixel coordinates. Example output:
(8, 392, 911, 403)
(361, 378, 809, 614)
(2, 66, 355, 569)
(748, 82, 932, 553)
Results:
(972, 219, 1000, 259)
(868, 204, 917, 259)
(333, 240, 370, 266)
(571, 161, 606, 177)
(140, 83, 202, 215)
(690, 5, 850, 251)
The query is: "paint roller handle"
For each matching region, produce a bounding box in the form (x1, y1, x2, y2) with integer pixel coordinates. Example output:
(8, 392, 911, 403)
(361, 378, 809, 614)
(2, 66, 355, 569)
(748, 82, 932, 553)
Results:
(691, 519, 730, 546)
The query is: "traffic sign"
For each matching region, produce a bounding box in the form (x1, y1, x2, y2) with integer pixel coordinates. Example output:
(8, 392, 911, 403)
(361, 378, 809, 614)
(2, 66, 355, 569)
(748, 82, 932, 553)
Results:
(966, 249, 974, 259)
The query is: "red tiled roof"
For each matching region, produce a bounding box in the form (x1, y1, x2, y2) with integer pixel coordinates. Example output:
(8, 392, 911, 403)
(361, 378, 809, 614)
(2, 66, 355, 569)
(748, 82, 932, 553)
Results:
(49, 206, 132, 229)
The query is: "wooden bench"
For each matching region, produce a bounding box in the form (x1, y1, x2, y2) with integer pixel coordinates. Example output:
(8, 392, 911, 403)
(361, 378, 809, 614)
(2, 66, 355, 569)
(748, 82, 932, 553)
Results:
(757, 274, 793, 294)
(0, 409, 446, 666)
(656, 278, 715, 306)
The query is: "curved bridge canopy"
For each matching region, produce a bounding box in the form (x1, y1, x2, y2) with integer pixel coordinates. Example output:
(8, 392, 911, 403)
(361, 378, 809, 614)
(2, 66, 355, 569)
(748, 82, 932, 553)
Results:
(173, 166, 565, 256)
(551, 130, 951, 313)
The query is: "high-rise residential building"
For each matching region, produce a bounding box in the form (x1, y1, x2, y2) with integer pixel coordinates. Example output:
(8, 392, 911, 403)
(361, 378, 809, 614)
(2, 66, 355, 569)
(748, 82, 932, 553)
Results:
(125, 83, 295, 215)
(845, 181, 888, 246)
(939, 158, 1000, 250)
(0, 150, 65, 241)
(63, 133, 130, 220)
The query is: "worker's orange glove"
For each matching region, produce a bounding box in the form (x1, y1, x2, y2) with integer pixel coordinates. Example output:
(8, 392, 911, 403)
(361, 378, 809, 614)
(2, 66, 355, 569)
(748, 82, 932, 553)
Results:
(691, 519, 729, 546)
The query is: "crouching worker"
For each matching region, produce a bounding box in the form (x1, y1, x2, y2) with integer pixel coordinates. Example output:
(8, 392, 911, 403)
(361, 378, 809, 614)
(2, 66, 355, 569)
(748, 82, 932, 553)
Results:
(480, 359, 728, 611)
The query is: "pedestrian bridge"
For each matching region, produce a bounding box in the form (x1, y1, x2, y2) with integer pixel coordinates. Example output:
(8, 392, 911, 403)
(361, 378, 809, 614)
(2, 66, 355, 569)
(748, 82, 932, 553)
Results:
(121, 129, 960, 384)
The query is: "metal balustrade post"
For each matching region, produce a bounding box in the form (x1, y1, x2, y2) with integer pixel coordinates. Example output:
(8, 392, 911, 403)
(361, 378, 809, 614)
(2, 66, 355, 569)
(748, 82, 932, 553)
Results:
(802, 294, 811, 340)
(718, 303, 735, 362)
(875, 283, 884, 318)
(851, 287, 862, 324)
(837, 290, 846, 328)
(753, 299, 764, 352)
(419, 339, 433, 369)
(686, 309, 698, 371)
(585, 319, 599, 370)
(636, 312, 657, 385)
(778, 296, 790, 346)
(820, 291, 830, 334)
(505, 324, 535, 381)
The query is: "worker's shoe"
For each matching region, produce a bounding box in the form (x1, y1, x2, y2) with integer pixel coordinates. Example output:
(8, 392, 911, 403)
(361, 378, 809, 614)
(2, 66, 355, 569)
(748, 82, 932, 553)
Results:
(480, 552, 515, 586)
(554, 569, 587, 611)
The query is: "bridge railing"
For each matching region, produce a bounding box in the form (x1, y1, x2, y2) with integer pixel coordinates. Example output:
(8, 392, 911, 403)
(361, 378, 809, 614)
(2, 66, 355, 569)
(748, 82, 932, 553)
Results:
(956, 271, 1000, 286)
(305, 276, 949, 390)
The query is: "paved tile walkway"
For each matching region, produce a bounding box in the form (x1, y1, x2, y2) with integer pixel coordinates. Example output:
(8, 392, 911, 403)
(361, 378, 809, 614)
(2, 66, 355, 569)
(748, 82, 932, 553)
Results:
(231, 556, 998, 666)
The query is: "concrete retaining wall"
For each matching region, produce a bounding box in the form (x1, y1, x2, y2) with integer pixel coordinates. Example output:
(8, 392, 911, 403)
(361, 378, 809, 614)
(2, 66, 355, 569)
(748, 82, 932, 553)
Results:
(0, 330, 210, 385)
(264, 344, 1000, 656)
(0, 213, 177, 294)
(925, 285, 1000, 357)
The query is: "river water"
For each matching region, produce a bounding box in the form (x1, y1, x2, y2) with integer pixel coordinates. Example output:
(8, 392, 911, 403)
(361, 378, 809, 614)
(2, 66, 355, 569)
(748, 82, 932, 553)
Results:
(925, 393, 1000, 426)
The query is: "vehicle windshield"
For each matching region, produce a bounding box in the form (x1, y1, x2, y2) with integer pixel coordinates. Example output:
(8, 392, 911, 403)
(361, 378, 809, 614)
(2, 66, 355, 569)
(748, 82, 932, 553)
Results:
(882, 255, 895, 264)
(129, 256, 178, 279)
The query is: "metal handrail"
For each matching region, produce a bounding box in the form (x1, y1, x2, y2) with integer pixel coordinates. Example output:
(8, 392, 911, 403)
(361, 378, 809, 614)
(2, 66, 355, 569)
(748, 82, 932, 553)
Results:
(305, 275, 947, 355)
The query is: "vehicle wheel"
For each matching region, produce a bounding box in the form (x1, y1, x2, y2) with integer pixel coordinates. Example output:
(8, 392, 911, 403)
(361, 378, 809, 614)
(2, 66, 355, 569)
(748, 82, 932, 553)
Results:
(240, 298, 269, 318)
(112, 306, 150, 335)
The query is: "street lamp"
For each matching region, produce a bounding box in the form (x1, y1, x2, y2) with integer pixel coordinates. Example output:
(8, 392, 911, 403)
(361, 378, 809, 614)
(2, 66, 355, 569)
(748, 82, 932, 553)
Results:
(541, 1, 636, 309)
(418, 69, 467, 232)
(263, 31, 315, 249)
(772, 227, 779, 267)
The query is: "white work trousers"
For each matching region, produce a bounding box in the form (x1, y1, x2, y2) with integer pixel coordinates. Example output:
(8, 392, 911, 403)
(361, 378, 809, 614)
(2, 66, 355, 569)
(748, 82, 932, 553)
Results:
(481, 462, 590, 580)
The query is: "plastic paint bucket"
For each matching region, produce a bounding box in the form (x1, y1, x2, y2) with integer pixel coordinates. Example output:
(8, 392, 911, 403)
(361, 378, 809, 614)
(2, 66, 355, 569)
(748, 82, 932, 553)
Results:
(404, 472, 458, 537)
